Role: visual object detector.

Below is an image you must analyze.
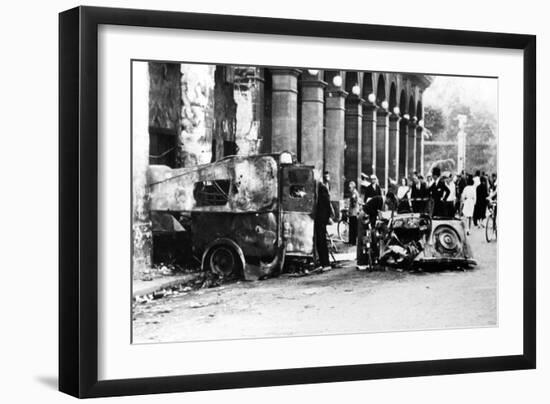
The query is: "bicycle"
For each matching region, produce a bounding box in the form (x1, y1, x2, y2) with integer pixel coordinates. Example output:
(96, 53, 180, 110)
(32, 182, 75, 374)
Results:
(485, 201, 497, 242)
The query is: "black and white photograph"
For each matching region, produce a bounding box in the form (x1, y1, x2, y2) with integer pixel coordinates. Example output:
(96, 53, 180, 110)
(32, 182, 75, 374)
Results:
(0, 0, 545, 401)
(131, 62, 498, 343)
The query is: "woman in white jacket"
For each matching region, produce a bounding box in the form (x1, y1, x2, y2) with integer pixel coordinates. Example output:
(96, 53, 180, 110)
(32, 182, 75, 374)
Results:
(461, 175, 476, 235)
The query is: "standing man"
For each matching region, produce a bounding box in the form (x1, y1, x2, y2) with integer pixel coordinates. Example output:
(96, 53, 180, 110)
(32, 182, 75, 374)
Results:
(359, 174, 384, 269)
(410, 172, 429, 213)
(473, 169, 481, 187)
(363, 174, 383, 227)
(429, 167, 450, 217)
(490, 173, 497, 191)
(456, 170, 467, 215)
(347, 181, 360, 245)
(314, 171, 335, 271)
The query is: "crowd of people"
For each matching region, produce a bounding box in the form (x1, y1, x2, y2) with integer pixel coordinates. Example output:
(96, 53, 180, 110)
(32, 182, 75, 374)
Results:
(384, 169, 498, 234)
(345, 168, 498, 243)
(313, 168, 497, 270)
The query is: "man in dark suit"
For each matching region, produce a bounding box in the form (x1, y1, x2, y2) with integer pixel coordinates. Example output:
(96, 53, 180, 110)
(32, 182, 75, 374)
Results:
(363, 174, 383, 227)
(314, 171, 335, 270)
(363, 174, 382, 200)
(356, 175, 383, 268)
(429, 167, 450, 217)
(410, 173, 429, 213)
(456, 171, 467, 214)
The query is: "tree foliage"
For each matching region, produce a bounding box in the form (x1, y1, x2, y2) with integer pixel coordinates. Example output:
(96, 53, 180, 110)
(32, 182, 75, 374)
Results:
(423, 99, 497, 175)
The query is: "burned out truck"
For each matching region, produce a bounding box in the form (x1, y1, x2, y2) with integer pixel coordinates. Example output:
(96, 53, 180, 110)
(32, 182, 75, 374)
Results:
(148, 152, 316, 280)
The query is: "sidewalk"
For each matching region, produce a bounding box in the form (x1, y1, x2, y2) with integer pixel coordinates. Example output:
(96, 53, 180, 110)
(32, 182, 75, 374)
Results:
(133, 273, 200, 298)
(133, 244, 357, 298)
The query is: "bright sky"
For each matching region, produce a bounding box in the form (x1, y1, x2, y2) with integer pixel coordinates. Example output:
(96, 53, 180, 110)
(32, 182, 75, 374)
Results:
(423, 75, 498, 117)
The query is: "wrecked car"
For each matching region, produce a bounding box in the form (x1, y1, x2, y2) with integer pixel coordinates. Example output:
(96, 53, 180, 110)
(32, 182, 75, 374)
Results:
(358, 205, 477, 270)
(147, 152, 316, 280)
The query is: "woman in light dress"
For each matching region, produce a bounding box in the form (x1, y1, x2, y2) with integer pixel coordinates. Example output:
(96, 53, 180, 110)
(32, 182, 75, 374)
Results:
(461, 175, 477, 235)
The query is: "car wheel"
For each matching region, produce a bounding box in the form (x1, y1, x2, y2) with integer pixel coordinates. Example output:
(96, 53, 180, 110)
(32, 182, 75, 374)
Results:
(433, 225, 462, 256)
(207, 245, 242, 279)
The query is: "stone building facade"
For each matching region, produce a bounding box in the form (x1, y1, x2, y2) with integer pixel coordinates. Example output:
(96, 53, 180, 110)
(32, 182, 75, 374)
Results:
(132, 62, 432, 276)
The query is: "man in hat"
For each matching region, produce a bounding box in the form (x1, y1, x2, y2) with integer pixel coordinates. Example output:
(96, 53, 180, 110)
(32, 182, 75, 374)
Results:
(429, 167, 450, 217)
(358, 175, 384, 269)
(363, 174, 383, 227)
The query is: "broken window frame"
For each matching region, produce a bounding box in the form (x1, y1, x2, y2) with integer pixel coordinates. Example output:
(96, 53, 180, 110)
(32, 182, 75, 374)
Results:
(193, 179, 233, 206)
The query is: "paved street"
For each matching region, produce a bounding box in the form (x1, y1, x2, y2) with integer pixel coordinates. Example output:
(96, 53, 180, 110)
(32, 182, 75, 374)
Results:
(133, 227, 496, 344)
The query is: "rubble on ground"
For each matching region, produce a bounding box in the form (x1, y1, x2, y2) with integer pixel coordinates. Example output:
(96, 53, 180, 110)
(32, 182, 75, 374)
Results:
(137, 262, 200, 282)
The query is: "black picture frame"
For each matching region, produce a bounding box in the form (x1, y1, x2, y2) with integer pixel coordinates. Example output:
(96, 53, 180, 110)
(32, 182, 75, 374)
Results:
(59, 6, 536, 398)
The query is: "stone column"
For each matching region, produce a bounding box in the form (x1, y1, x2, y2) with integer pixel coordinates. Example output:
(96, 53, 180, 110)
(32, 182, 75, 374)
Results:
(270, 68, 301, 154)
(300, 76, 327, 176)
(376, 109, 390, 190)
(388, 113, 400, 183)
(398, 118, 408, 179)
(361, 105, 377, 176)
(325, 88, 348, 200)
(344, 95, 363, 193)
(407, 121, 417, 176)
(233, 67, 265, 156)
(416, 126, 423, 174)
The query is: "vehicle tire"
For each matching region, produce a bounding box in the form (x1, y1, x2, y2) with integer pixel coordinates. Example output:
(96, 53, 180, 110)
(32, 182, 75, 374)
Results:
(206, 245, 243, 279)
(485, 216, 496, 242)
(337, 219, 349, 243)
(433, 225, 462, 255)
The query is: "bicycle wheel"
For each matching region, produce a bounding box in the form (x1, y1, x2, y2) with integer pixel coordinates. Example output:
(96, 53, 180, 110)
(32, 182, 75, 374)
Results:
(337, 219, 349, 242)
(485, 215, 496, 242)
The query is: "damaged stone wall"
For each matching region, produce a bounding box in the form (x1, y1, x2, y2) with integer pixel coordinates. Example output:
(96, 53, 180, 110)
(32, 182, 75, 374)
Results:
(213, 66, 237, 160)
(149, 63, 182, 131)
(132, 62, 156, 278)
(213, 66, 266, 158)
(131, 62, 183, 279)
(233, 67, 265, 156)
(179, 64, 215, 167)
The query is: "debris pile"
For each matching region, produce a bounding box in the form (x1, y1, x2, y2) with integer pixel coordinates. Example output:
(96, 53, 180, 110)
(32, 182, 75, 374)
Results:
(133, 270, 233, 305)
(137, 263, 199, 282)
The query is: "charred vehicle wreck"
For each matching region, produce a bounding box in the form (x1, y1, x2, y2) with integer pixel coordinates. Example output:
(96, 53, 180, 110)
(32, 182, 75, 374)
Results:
(357, 198, 477, 271)
(148, 152, 316, 280)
